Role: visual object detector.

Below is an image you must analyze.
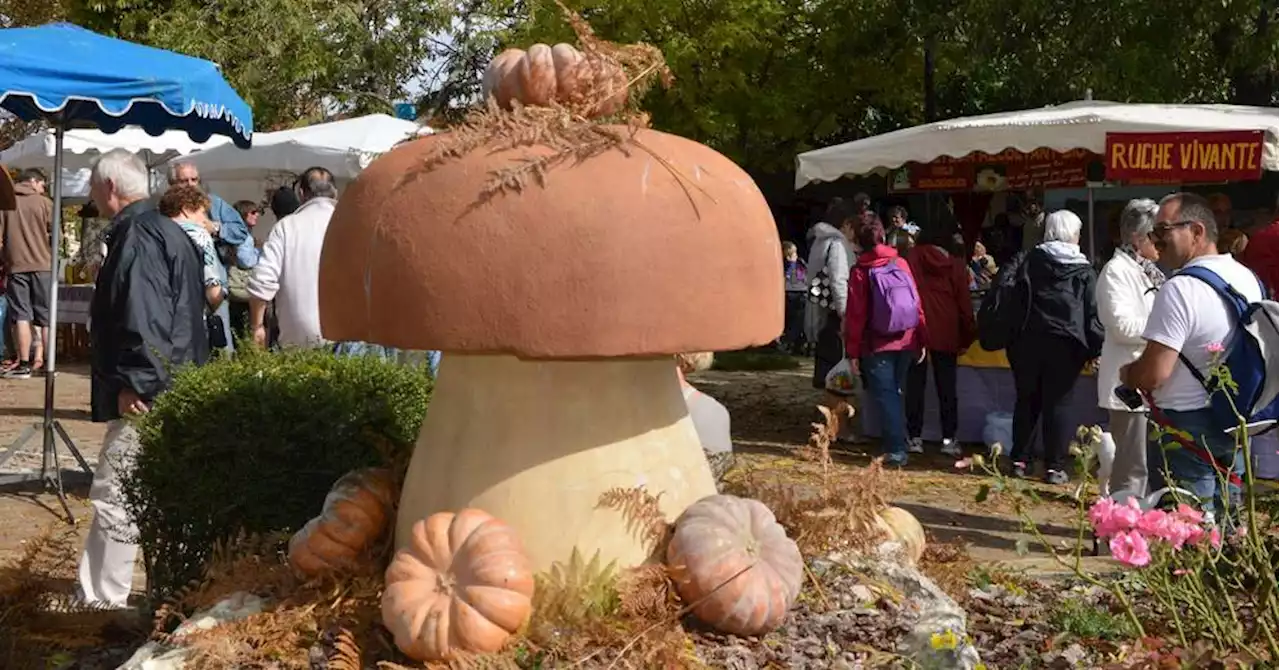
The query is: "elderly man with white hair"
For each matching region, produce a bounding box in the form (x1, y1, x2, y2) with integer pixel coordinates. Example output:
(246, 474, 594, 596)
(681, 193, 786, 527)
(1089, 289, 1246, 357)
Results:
(78, 149, 210, 608)
(1004, 210, 1104, 485)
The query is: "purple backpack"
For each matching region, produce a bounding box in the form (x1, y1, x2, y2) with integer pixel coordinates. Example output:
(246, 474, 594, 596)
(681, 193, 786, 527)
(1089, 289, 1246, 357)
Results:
(868, 261, 920, 335)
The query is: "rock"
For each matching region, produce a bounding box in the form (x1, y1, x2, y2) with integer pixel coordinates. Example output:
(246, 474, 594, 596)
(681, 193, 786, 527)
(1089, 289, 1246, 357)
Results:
(826, 553, 983, 670)
(117, 592, 266, 670)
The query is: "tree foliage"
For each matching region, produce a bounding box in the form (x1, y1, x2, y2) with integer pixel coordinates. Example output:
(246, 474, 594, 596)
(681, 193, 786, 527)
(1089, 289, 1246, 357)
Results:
(494, 0, 1277, 172)
(0, 0, 1272, 172)
(0, 0, 451, 131)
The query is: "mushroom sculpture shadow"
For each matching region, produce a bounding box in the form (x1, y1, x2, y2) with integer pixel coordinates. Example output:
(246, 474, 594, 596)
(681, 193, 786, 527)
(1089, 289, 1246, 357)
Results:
(318, 127, 783, 572)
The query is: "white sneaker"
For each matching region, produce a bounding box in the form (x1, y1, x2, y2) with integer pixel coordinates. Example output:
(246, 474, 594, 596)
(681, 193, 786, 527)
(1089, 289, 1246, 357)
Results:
(940, 439, 963, 457)
(907, 437, 925, 454)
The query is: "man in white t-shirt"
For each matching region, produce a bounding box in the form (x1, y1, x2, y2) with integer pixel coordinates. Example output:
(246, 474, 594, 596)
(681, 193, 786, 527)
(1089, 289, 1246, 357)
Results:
(1121, 192, 1262, 515)
(248, 167, 337, 348)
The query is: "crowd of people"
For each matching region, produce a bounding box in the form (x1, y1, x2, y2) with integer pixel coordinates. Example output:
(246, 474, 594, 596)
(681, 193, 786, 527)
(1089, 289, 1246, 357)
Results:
(775, 191, 1277, 517)
(1, 143, 1276, 608)
(0, 148, 447, 609)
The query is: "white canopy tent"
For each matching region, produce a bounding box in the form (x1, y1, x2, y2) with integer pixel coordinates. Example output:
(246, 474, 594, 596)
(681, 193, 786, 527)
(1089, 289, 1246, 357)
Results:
(795, 100, 1280, 189)
(0, 126, 229, 198)
(179, 113, 431, 183)
(175, 114, 432, 238)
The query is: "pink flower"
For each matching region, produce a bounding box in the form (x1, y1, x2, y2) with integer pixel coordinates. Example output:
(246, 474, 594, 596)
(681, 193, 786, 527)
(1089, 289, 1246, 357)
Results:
(1110, 530, 1152, 567)
(1137, 509, 1174, 540)
(1173, 503, 1205, 525)
(1209, 527, 1222, 549)
(1166, 520, 1196, 550)
(1205, 341, 1225, 354)
(1236, 526, 1248, 539)
(1173, 569, 1190, 576)
(1090, 497, 1143, 538)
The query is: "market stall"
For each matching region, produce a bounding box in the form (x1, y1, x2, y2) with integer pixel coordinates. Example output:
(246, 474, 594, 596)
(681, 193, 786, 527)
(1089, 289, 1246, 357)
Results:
(795, 100, 1279, 460)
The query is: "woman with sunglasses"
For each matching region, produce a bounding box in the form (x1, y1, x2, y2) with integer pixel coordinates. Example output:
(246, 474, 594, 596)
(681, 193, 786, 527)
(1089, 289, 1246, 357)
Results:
(1096, 199, 1165, 500)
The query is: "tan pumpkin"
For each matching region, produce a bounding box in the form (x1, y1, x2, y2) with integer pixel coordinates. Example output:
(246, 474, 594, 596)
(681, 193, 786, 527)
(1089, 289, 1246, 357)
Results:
(876, 506, 926, 564)
(666, 494, 803, 636)
(288, 468, 395, 576)
(381, 509, 535, 661)
(481, 43, 628, 117)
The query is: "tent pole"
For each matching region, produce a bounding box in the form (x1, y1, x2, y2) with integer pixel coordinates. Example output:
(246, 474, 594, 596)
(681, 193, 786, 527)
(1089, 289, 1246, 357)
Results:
(2, 123, 94, 524)
(1087, 186, 1096, 261)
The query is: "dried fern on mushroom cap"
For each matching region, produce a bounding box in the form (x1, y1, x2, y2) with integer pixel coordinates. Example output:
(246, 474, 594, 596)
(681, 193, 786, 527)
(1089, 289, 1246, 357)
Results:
(411, 1, 702, 208)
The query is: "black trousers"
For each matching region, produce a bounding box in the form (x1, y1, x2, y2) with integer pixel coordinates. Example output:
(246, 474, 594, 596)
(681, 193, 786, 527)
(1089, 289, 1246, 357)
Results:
(905, 351, 959, 441)
(1008, 337, 1088, 472)
(783, 292, 808, 348)
(811, 310, 843, 389)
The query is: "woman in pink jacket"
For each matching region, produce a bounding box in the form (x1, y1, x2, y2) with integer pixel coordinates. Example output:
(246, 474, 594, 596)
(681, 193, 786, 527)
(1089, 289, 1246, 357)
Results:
(844, 218, 928, 466)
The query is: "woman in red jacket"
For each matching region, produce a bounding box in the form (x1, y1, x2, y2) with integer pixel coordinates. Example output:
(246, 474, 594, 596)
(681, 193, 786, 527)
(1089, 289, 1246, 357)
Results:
(844, 218, 927, 466)
(905, 231, 976, 458)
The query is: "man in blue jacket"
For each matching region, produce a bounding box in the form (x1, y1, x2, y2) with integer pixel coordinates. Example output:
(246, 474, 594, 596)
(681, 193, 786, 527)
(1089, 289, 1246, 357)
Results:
(168, 161, 259, 270)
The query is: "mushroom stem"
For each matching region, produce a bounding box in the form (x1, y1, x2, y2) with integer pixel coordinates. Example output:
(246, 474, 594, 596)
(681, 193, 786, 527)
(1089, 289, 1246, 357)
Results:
(396, 354, 717, 571)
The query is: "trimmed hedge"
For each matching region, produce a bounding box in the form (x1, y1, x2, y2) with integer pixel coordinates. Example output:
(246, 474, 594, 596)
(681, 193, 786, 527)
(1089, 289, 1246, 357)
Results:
(122, 347, 431, 599)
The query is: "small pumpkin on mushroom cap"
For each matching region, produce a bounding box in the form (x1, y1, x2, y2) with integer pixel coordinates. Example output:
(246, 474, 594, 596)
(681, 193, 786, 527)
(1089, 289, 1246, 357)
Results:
(288, 468, 396, 576)
(666, 494, 803, 636)
(482, 43, 628, 118)
(381, 508, 535, 661)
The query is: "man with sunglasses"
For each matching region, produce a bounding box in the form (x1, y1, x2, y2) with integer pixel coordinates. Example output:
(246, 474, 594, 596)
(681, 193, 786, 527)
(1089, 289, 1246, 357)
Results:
(1120, 192, 1267, 517)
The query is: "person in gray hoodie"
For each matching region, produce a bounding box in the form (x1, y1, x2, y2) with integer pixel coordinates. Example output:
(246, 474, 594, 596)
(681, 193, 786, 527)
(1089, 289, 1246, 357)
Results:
(805, 198, 858, 389)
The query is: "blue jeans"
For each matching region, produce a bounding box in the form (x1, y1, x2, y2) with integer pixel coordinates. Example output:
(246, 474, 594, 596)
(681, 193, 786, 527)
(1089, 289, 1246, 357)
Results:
(0, 299, 7, 357)
(863, 350, 914, 462)
(333, 341, 441, 377)
(1148, 407, 1244, 518)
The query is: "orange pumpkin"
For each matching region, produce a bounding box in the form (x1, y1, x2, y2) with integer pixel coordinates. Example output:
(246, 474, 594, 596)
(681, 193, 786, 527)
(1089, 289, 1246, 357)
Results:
(381, 509, 535, 661)
(876, 506, 926, 564)
(666, 494, 803, 636)
(287, 468, 395, 576)
(481, 43, 628, 117)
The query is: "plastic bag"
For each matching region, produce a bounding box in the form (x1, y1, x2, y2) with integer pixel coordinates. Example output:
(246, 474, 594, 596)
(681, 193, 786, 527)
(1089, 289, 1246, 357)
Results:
(824, 358, 858, 396)
(981, 411, 1013, 457)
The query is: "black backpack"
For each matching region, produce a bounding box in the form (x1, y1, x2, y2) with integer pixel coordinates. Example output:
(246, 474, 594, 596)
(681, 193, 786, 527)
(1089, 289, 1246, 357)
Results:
(977, 251, 1031, 351)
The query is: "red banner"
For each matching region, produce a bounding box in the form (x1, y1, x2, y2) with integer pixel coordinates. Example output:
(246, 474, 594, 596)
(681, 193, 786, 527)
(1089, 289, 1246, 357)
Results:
(1105, 130, 1265, 183)
(890, 162, 974, 191)
(889, 148, 1095, 192)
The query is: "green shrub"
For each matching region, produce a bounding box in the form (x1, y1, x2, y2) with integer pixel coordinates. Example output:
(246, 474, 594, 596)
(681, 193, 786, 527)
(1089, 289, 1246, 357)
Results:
(122, 346, 431, 600)
(711, 349, 801, 372)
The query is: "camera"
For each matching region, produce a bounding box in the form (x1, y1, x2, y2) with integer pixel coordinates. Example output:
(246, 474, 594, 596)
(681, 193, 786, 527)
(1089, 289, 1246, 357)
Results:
(1113, 385, 1144, 411)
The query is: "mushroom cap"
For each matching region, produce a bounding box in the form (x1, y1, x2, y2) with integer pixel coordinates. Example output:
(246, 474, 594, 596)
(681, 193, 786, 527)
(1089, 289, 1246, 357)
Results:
(318, 127, 783, 358)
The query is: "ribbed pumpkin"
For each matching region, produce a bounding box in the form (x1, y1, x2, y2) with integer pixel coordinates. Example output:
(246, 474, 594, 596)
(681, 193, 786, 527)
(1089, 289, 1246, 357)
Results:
(666, 494, 802, 636)
(382, 509, 535, 661)
(288, 468, 395, 576)
(876, 506, 926, 564)
(481, 43, 627, 117)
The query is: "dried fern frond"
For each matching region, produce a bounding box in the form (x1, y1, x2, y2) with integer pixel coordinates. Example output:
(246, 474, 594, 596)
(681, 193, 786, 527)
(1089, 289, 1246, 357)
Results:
(596, 486, 672, 556)
(399, 2, 711, 214)
(614, 563, 674, 620)
(326, 626, 362, 670)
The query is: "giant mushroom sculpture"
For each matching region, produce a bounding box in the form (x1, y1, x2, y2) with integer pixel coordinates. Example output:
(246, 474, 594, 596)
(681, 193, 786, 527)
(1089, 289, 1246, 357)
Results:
(318, 68, 781, 575)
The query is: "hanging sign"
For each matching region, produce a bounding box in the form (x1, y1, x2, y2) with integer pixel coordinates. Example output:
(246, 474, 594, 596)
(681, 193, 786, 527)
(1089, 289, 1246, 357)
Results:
(889, 148, 1094, 192)
(890, 162, 974, 192)
(1105, 130, 1265, 183)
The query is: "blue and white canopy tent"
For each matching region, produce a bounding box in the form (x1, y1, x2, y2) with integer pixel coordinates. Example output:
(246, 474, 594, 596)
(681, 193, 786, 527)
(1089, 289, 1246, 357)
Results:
(0, 23, 253, 520)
